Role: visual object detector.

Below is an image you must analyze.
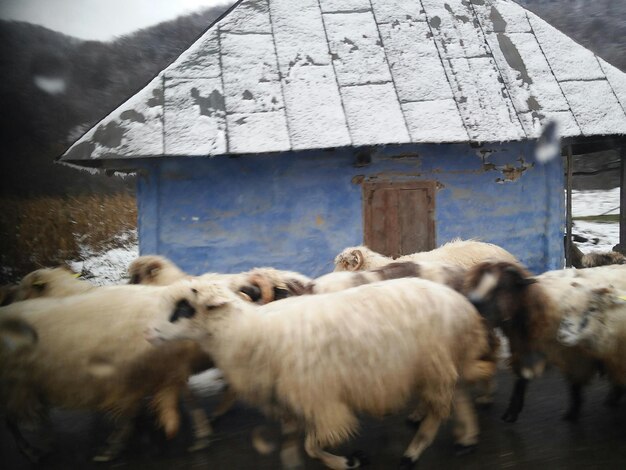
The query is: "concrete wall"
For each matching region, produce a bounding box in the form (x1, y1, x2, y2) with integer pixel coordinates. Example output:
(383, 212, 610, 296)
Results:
(136, 141, 564, 277)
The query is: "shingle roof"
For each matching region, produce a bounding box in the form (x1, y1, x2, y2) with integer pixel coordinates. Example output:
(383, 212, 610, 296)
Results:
(60, 0, 626, 165)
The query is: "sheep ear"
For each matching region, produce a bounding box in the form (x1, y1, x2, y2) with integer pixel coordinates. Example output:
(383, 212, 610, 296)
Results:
(504, 266, 535, 287)
(205, 296, 231, 311)
(146, 262, 161, 279)
(351, 250, 364, 270)
(517, 277, 537, 287)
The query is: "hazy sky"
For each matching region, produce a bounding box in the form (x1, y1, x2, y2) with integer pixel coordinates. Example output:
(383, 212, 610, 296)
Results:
(0, 0, 235, 41)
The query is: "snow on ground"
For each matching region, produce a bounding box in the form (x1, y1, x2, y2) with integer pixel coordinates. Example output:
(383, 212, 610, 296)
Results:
(69, 230, 138, 285)
(571, 188, 620, 254)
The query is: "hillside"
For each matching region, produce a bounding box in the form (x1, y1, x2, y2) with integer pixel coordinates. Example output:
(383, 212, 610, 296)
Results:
(0, 5, 229, 196)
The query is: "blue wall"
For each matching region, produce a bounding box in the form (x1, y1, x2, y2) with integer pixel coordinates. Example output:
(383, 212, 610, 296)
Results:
(136, 141, 564, 277)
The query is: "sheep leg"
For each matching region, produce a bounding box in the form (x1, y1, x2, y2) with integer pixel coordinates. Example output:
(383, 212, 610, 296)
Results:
(210, 385, 238, 423)
(406, 401, 427, 426)
(304, 435, 365, 470)
(303, 403, 362, 469)
(474, 377, 496, 407)
(563, 382, 583, 422)
(399, 413, 442, 469)
(93, 418, 134, 462)
(151, 386, 182, 439)
(451, 386, 478, 455)
(183, 387, 213, 452)
(501, 377, 528, 423)
(279, 419, 303, 470)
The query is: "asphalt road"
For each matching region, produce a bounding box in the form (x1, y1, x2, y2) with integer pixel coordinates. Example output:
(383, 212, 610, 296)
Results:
(2, 368, 626, 469)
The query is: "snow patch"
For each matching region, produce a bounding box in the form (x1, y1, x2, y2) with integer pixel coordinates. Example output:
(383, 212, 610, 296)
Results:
(69, 230, 138, 285)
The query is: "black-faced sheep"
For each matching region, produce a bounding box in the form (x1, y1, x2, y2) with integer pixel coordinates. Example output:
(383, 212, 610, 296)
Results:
(464, 261, 606, 423)
(0, 281, 214, 462)
(333, 239, 518, 272)
(148, 277, 496, 469)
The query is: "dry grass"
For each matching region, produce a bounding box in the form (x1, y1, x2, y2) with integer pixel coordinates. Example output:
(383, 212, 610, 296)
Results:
(0, 193, 137, 283)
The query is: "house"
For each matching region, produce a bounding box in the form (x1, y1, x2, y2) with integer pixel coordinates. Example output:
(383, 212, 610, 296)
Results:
(59, 0, 626, 277)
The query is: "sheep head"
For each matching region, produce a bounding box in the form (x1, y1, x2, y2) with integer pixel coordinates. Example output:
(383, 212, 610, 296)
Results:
(333, 247, 366, 272)
(146, 279, 245, 348)
(464, 262, 545, 378)
(13, 267, 80, 302)
(464, 261, 536, 329)
(128, 255, 186, 285)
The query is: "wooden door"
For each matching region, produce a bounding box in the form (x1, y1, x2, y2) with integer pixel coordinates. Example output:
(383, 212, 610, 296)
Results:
(363, 181, 436, 258)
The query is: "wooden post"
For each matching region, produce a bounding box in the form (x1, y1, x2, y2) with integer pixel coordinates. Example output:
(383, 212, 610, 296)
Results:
(618, 143, 626, 255)
(565, 145, 573, 267)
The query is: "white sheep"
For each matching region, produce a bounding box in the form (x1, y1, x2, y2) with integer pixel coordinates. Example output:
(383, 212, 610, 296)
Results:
(539, 263, 626, 289)
(11, 267, 95, 303)
(557, 287, 626, 405)
(334, 238, 518, 272)
(464, 261, 611, 423)
(309, 261, 465, 294)
(148, 277, 496, 469)
(128, 255, 189, 285)
(0, 281, 214, 462)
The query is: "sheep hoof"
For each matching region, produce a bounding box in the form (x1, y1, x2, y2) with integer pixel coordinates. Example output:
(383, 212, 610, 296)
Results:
(92, 451, 117, 463)
(454, 443, 477, 456)
(347, 450, 369, 468)
(500, 410, 518, 423)
(188, 437, 212, 453)
(398, 456, 416, 469)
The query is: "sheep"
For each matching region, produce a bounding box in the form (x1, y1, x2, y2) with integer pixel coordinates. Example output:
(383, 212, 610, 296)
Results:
(128, 255, 188, 285)
(128, 254, 312, 304)
(581, 250, 626, 268)
(538, 264, 626, 289)
(147, 277, 496, 469)
(308, 261, 466, 295)
(127, 256, 315, 427)
(0, 280, 215, 462)
(10, 267, 95, 303)
(464, 261, 608, 423)
(557, 287, 626, 406)
(333, 238, 518, 272)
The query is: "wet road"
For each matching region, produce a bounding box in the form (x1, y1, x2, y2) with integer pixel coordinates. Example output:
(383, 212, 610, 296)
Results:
(2, 368, 626, 469)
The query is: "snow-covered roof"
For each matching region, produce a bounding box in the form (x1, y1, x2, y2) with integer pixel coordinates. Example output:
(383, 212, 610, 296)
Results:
(60, 0, 626, 166)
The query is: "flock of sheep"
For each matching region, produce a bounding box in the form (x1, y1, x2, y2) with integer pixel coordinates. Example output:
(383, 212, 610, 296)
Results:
(1, 239, 625, 469)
